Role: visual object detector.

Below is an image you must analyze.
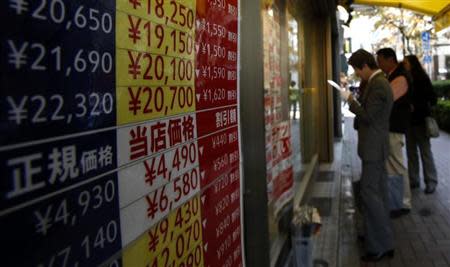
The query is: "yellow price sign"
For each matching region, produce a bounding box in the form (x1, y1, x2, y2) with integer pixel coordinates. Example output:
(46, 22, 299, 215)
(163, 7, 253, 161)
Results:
(116, 48, 195, 87)
(116, 11, 195, 60)
(117, 0, 196, 33)
(116, 85, 196, 125)
(160, 224, 203, 267)
(123, 196, 202, 267)
(173, 238, 204, 267)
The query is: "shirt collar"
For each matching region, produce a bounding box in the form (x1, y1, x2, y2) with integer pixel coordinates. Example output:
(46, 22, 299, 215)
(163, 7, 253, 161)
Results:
(387, 65, 399, 79)
(368, 69, 382, 82)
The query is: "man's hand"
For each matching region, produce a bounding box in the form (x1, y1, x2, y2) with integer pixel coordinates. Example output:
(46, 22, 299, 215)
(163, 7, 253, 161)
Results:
(340, 89, 352, 101)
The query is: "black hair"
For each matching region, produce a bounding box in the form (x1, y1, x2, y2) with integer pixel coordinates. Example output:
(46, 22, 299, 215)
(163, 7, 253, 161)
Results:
(405, 55, 428, 82)
(376, 48, 398, 63)
(348, 49, 378, 70)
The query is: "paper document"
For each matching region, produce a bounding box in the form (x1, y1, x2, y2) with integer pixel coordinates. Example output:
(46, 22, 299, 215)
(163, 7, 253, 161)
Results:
(327, 80, 345, 91)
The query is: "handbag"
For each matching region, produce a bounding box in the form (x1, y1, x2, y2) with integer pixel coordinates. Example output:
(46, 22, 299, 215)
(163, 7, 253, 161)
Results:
(425, 116, 440, 138)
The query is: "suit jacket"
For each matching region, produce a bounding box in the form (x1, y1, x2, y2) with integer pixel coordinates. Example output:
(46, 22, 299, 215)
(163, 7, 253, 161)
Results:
(350, 71, 393, 162)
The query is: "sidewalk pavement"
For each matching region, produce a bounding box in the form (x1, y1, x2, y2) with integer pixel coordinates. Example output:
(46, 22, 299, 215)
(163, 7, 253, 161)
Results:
(339, 116, 450, 267)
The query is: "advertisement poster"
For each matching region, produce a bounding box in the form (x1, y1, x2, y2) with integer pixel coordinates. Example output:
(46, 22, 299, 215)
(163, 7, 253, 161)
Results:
(262, 5, 294, 260)
(262, 6, 293, 219)
(0, 1, 242, 266)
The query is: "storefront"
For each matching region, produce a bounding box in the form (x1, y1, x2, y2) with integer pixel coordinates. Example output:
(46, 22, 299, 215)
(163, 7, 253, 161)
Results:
(0, 0, 342, 266)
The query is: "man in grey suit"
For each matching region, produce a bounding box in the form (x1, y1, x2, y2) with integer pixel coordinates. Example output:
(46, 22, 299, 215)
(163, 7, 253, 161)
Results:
(340, 49, 394, 262)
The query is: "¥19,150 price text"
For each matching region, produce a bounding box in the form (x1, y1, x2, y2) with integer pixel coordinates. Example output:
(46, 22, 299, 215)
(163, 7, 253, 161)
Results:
(121, 12, 194, 58)
(5, 92, 114, 125)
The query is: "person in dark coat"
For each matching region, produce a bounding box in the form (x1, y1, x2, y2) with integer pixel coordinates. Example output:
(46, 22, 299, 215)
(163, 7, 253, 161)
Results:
(376, 48, 413, 215)
(403, 55, 438, 194)
(341, 49, 394, 262)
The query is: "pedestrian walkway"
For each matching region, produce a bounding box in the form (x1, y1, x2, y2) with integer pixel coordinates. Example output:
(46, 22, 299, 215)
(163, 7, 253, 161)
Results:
(339, 116, 450, 267)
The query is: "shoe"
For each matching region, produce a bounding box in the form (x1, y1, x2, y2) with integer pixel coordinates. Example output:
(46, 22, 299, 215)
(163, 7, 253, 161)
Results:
(390, 210, 401, 218)
(357, 235, 365, 242)
(389, 208, 410, 219)
(424, 185, 436, 194)
(410, 182, 419, 189)
(400, 208, 411, 215)
(361, 250, 394, 262)
(390, 208, 411, 218)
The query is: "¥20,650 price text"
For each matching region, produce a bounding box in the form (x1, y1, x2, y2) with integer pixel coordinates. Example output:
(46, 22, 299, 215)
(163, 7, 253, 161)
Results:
(8, 0, 113, 34)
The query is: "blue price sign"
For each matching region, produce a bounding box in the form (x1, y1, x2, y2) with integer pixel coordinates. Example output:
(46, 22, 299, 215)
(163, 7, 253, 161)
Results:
(0, 129, 117, 211)
(0, 0, 116, 145)
(0, 174, 121, 267)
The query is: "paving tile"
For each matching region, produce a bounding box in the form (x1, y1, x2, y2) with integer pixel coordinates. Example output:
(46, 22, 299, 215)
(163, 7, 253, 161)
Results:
(403, 260, 435, 267)
(400, 247, 417, 261)
(374, 260, 390, 267)
(387, 256, 404, 267)
(411, 239, 427, 254)
(337, 118, 450, 267)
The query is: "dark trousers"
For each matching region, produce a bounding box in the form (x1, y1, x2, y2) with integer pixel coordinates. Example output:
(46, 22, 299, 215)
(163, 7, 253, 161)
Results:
(406, 123, 438, 186)
(360, 160, 394, 253)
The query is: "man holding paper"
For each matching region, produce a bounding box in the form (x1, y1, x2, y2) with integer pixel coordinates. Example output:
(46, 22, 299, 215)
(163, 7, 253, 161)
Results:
(339, 49, 394, 262)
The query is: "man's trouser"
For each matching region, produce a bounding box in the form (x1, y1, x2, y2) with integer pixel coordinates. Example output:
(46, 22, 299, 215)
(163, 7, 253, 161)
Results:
(386, 132, 411, 209)
(361, 160, 394, 253)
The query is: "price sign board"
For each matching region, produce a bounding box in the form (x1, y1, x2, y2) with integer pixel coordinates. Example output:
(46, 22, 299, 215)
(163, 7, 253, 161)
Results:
(0, 0, 242, 266)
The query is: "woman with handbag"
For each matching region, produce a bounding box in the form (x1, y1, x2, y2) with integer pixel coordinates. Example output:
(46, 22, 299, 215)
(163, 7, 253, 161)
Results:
(403, 55, 438, 194)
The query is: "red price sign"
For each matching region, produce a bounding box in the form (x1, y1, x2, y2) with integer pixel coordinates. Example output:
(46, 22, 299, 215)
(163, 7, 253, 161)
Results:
(200, 167, 242, 267)
(198, 126, 239, 187)
(195, 86, 237, 111)
(200, 167, 240, 242)
(195, 106, 238, 138)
